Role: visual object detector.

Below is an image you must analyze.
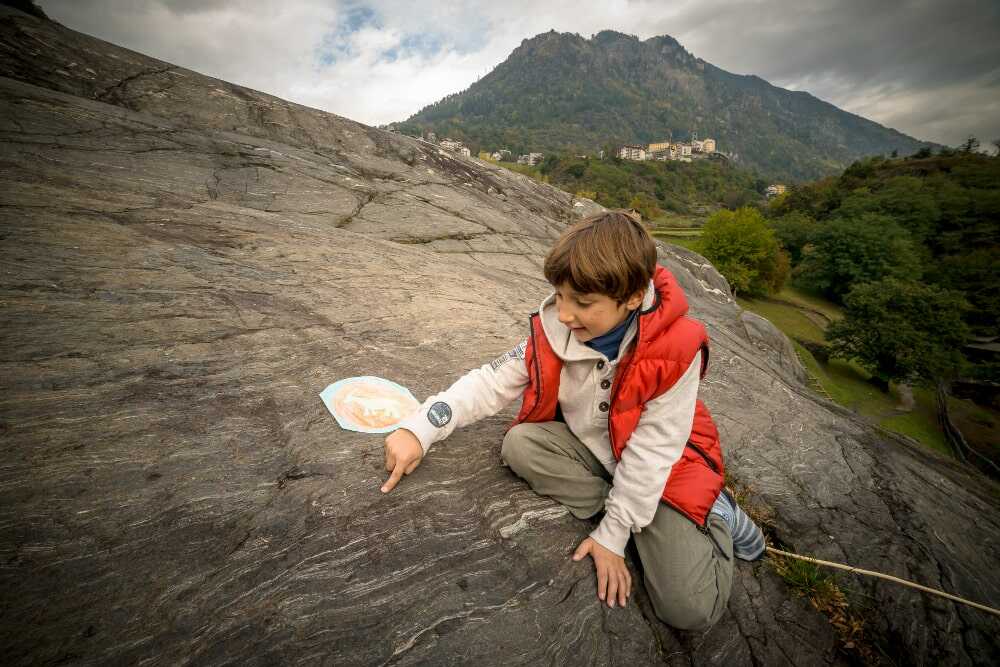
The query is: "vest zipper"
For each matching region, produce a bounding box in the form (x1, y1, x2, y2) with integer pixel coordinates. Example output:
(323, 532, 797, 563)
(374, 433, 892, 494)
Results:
(689, 441, 727, 556)
(526, 314, 543, 419)
(686, 441, 719, 473)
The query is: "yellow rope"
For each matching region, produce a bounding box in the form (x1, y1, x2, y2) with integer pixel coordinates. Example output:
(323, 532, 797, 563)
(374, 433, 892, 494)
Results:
(765, 546, 1000, 618)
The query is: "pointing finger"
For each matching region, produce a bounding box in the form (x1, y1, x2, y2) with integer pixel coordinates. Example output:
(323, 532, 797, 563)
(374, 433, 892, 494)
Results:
(381, 460, 405, 493)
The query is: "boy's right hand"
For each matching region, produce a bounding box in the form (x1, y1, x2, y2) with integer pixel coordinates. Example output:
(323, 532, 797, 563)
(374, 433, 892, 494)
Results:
(381, 428, 423, 493)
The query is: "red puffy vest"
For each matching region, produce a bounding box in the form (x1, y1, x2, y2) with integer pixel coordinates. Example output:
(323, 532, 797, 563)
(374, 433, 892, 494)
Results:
(512, 265, 725, 526)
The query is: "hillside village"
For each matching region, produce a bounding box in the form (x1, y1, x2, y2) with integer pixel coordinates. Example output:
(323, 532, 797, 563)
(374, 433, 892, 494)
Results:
(383, 127, 791, 197)
(617, 136, 723, 163)
(414, 130, 546, 165)
(387, 125, 730, 168)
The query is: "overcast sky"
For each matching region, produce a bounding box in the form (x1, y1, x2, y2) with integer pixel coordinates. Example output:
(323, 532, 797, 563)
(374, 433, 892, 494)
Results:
(39, 0, 1000, 147)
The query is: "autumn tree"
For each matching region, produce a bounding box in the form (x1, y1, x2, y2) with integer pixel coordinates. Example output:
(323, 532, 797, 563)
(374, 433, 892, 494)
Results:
(698, 207, 789, 297)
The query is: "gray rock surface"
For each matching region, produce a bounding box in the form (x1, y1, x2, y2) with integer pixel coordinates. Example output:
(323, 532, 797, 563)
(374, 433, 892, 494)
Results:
(1, 8, 998, 665)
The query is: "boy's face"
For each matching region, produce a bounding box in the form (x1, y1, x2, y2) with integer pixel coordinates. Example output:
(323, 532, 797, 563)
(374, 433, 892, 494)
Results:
(554, 283, 644, 342)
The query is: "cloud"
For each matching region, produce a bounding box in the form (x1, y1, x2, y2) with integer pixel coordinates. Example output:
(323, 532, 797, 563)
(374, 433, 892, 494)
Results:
(39, 0, 1000, 146)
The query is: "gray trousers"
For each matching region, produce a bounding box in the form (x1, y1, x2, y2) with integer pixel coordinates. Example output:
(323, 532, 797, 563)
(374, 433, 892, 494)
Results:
(501, 421, 734, 631)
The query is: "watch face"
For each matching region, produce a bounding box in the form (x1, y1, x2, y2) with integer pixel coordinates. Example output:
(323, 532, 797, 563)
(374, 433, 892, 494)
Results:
(320, 376, 419, 433)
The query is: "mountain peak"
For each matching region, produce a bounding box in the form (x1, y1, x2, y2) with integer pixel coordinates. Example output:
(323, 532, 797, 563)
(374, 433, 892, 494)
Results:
(405, 28, 932, 180)
(591, 29, 639, 42)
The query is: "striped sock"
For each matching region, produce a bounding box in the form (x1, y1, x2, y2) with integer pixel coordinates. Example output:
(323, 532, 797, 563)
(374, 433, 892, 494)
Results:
(710, 489, 765, 561)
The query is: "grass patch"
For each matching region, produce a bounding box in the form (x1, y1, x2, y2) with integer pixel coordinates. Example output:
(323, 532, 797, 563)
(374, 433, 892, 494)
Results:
(823, 359, 896, 416)
(769, 553, 877, 662)
(880, 389, 952, 456)
(655, 236, 701, 254)
(790, 341, 892, 411)
(650, 214, 705, 228)
(737, 296, 826, 344)
(652, 233, 703, 252)
(775, 286, 844, 322)
(771, 554, 839, 601)
(948, 396, 1000, 457)
(789, 333, 953, 457)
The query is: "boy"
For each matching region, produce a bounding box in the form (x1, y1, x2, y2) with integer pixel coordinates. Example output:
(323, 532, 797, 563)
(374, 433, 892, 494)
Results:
(381, 211, 764, 630)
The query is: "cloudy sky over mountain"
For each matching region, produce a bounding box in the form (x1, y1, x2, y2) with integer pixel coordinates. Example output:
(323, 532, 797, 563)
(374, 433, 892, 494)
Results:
(39, 0, 1000, 147)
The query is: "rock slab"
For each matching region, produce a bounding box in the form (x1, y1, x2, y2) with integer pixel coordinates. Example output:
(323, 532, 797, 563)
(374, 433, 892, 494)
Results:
(1, 8, 998, 665)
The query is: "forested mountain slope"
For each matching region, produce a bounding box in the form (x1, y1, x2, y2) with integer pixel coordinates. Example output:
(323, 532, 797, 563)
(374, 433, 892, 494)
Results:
(403, 30, 934, 182)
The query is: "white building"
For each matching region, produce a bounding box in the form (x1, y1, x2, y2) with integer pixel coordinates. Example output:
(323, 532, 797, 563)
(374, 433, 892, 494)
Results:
(617, 144, 646, 161)
(648, 147, 670, 161)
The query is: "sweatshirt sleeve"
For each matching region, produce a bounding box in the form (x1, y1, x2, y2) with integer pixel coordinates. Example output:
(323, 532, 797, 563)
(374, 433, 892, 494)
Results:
(395, 339, 530, 454)
(589, 351, 701, 556)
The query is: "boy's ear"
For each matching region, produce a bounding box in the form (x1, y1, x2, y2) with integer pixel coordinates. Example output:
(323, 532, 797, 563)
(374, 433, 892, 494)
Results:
(625, 289, 644, 311)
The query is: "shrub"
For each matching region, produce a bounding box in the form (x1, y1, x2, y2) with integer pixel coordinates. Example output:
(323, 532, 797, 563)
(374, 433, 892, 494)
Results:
(699, 207, 789, 297)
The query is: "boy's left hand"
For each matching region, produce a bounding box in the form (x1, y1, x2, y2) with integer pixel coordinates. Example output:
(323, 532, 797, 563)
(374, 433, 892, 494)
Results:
(572, 536, 631, 608)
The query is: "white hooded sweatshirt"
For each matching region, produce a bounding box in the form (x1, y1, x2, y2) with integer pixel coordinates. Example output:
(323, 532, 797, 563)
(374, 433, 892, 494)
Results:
(396, 280, 700, 556)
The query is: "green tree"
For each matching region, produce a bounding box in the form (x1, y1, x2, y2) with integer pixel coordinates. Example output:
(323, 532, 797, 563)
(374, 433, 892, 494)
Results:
(795, 213, 922, 302)
(767, 211, 817, 264)
(871, 176, 941, 241)
(722, 189, 753, 210)
(826, 279, 969, 389)
(699, 207, 789, 297)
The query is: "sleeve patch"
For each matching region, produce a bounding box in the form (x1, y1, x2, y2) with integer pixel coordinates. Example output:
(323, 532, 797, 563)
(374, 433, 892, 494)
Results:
(427, 401, 452, 428)
(490, 341, 527, 371)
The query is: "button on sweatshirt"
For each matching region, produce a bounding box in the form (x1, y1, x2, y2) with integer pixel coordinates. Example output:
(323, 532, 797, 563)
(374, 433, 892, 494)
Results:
(397, 280, 700, 556)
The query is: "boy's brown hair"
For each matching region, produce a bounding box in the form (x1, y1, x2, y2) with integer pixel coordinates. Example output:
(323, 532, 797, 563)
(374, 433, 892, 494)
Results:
(543, 210, 657, 304)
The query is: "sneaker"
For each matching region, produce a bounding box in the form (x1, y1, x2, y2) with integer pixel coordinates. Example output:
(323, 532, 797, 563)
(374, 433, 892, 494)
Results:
(710, 489, 765, 561)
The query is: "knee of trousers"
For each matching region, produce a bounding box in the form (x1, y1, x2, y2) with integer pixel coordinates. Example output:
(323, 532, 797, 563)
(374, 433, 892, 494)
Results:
(500, 423, 539, 475)
(649, 587, 724, 632)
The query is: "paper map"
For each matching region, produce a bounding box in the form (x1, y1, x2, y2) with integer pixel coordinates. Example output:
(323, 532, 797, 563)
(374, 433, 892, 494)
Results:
(319, 376, 420, 433)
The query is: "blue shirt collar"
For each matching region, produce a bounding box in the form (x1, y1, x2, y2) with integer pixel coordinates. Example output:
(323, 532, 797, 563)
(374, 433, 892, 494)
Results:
(584, 308, 638, 361)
